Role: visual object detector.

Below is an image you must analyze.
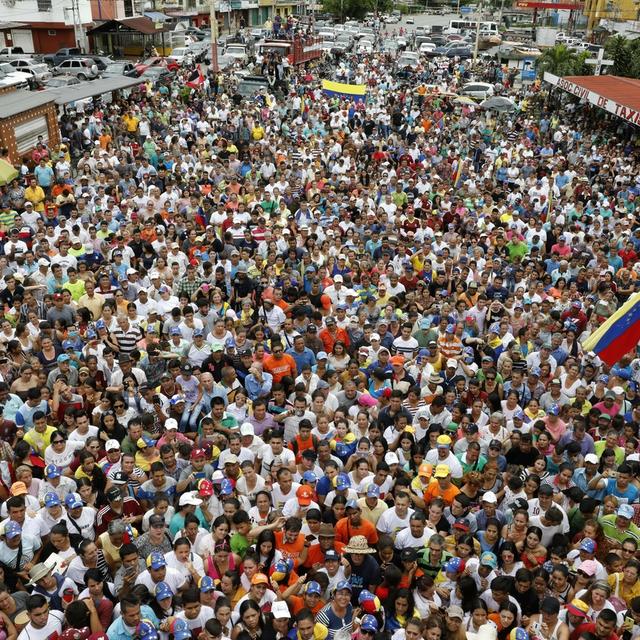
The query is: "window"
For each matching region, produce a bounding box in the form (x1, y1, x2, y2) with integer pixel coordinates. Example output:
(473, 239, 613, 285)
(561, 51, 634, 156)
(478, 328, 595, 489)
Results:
(123, 0, 133, 16)
(48, 30, 57, 35)
(37, 0, 53, 10)
(16, 117, 49, 155)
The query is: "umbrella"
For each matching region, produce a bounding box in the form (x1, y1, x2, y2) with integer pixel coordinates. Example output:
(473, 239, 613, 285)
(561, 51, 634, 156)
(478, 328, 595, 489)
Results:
(0, 159, 17, 186)
(480, 96, 517, 112)
(454, 96, 478, 105)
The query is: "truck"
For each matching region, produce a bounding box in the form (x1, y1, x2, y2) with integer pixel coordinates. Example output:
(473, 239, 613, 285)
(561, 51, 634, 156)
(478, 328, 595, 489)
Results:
(42, 47, 82, 66)
(256, 35, 322, 66)
(0, 47, 31, 61)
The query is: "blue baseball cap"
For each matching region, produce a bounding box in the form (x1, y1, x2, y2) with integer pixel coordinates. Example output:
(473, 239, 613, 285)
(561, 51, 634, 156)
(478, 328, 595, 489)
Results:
(154, 581, 173, 601)
(147, 551, 166, 570)
(193, 328, 204, 337)
(45, 464, 61, 479)
(325, 549, 340, 562)
(64, 492, 83, 509)
(302, 471, 317, 483)
(3, 521, 21, 539)
(305, 580, 322, 595)
(335, 473, 351, 491)
(170, 327, 182, 336)
(366, 484, 380, 498)
(480, 552, 498, 569)
(361, 615, 378, 632)
(44, 492, 61, 508)
(56, 354, 70, 363)
(170, 619, 191, 640)
(136, 620, 159, 640)
(62, 340, 75, 350)
(548, 404, 560, 416)
(95, 319, 106, 330)
(199, 575, 215, 592)
(336, 580, 352, 592)
(220, 479, 234, 495)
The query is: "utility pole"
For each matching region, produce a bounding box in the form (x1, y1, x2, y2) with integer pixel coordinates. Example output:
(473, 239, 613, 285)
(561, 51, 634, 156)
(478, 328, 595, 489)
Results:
(210, 0, 219, 72)
(66, 0, 86, 52)
(473, 0, 482, 61)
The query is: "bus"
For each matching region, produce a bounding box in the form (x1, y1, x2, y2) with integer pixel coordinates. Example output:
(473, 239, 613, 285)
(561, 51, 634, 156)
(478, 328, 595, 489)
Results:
(446, 19, 499, 35)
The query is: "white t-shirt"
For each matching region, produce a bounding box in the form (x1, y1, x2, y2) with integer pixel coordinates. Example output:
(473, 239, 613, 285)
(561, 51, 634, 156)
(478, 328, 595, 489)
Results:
(68, 425, 99, 444)
(259, 446, 295, 476)
(376, 508, 416, 540)
(165, 550, 205, 583)
(44, 440, 85, 467)
(17, 611, 64, 640)
(394, 526, 435, 550)
(176, 606, 215, 636)
(135, 566, 188, 593)
(62, 507, 96, 540)
(271, 482, 300, 510)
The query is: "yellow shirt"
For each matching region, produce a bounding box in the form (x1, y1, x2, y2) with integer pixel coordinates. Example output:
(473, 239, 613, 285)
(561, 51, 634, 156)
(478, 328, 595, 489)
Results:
(24, 186, 45, 212)
(123, 114, 140, 132)
(23, 425, 57, 457)
(608, 571, 640, 607)
(135, 450, 160, 472)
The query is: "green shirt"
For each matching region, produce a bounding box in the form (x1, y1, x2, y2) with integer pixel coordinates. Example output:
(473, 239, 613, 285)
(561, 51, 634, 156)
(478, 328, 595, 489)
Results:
(65, 279, 86, 302)
(599, 513, 640, 544)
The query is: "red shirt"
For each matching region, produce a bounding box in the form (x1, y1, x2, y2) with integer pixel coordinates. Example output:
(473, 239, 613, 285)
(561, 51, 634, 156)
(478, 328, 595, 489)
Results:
(570, 622, 618, 640)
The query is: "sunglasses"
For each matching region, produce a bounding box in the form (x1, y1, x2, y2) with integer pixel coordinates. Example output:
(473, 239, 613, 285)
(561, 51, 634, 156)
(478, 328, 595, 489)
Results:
(115, 404, 125, 409)
(52, 439, 64, 444)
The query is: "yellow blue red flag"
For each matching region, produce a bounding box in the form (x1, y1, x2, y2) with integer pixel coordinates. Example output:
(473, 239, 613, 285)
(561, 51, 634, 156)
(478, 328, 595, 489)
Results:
(583, 292, 640, 366)
(321, 79, 367, 103)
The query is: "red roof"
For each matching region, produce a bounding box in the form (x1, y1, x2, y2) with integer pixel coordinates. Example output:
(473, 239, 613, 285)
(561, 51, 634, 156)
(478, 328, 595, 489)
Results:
(563, 75, 640, 113)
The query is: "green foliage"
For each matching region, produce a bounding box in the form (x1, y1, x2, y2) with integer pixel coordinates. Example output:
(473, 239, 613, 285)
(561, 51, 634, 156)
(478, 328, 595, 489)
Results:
(322, 0, 392, 20)
(605, 35, 640, 78)
(535, 44, 592, 76)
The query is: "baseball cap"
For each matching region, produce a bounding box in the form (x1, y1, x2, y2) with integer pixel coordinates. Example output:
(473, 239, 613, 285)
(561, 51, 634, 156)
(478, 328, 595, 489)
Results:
(446, 606, 464, 620)
(418, 463, 433, 478)
(296, 485, 314, 506)
(579, 538, 596, 554)
(482, 491, 497, 504)
(617, 504, 635, 519)
(584, 453, 599, 464)
(65, 492, 83, 509)
(578, 560, 597, 576)
(105, 439, 120, 452)
(271, 601, 291, 619)
(106, 487, 122, 502)
(3, 521, 21, 539)
(384, 451, 399, 465)
(366, 484, 380, 498)
(334, 473, 351, 490)
(480, 552, 498, 569)
(336, 580, 352, 592)
(164, 418, 178, 431)
(240, 422, 255, 436)
(44, 492, 61, 508)
(155, 581, 173, 601)
(324, 549, 340, 562)
(305, 581, 322, 596)
(44, 464, 61, 479)
(434, 464, 450, 479)
(199, 576, 215, 592)
(251, 573, 269, 585)
(147, 552, 166, 570)
(436, 434, 452, 448)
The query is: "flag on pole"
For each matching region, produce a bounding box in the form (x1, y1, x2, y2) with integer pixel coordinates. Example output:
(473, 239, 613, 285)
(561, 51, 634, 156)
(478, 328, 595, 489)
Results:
(583, 292, 640, 366)
(321, 79, 367, 103)
(186, 65, 205, 89)
(453, 159, 464, 188)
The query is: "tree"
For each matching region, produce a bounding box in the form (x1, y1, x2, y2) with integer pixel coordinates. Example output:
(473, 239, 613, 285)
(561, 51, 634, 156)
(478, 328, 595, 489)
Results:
(322, 0, 391, 20)
(535, 44, 591, 77)
(605, 35, 640, 78)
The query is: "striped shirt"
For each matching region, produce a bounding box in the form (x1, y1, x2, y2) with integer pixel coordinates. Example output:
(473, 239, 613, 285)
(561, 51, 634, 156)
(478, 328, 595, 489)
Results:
(112, 325, 143, 354)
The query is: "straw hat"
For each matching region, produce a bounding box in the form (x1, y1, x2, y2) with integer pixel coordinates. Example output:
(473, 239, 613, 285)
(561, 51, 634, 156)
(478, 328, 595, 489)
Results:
(343, 535, 376, 554)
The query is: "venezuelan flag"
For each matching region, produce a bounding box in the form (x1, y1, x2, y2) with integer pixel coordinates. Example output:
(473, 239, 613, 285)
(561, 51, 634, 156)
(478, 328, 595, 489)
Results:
(321, 79, 367, 103)
(583, 292, 640, 366)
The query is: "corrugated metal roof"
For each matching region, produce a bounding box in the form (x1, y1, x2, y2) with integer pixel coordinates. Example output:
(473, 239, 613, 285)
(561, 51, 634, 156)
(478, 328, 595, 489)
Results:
(42, 76, 142, 105)
(88, 17, 173, 35)
(144, 11, 172, 21)
(0, 90, 54, 119)
(563, 75, 640, 113)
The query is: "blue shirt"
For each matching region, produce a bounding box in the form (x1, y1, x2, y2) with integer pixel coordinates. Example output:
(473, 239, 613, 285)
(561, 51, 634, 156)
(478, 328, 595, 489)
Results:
(15, 400, 50, 429)
(107, 606, 158, 640)
(286, 346, 316, 372)
(603, 478, 639, 504)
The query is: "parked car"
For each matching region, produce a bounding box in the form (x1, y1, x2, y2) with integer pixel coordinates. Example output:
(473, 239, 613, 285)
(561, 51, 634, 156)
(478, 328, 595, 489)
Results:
(225, 44, 248, 62)
(397, 51, 421, 68)
(433, 43, 472, 58)
(0, 47, 30, 62)
(9, 58, 52, 82)
(138, 67, 174, 84)
(183, 27, 206, 40)
(0, 67, 29, 90)
(89, 55, 113, 71)
(167, 47, 195, 65)
(40, 75, 81, 89)
(406, 17, 415, 24)
(42, 47, 82, 66)
(461, 81, 495, 98)
(187, 41, 209, 62)
(419, 42, 436, 54)
(53, 58, 99, 80)
(102, 61, 138, 77)
(0, 62, 32, 86)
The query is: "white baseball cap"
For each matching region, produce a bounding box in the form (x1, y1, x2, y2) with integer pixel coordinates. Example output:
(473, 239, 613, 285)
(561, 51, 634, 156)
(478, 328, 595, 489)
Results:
(164, 418, 178, 431)
(105, 439, 120, 452)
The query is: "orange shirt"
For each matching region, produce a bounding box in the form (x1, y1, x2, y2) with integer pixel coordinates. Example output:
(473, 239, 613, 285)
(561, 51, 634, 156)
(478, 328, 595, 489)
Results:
(289, 595, 325, 616)
(423, 481, 460, 507)
(274, 530, 305, 568)
(319, 327, 350, 353)
(263, 353, 297, 383)
(335, 517, 379, 546)
(303, 541, 345, 569)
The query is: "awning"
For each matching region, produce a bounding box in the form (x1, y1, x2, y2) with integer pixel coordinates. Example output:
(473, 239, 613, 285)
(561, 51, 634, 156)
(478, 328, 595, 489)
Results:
(40, 76, 142, 105)
(0, 90, 55, 119)
(544, 72, 640, 127)
(0, 22, 27, 29)
(144, 11, 172, 21)
(87, 17, 173, 35)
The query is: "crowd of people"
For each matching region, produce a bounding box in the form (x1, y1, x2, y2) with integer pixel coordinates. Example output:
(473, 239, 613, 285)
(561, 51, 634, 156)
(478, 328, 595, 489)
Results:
(0, 12, 638, 640)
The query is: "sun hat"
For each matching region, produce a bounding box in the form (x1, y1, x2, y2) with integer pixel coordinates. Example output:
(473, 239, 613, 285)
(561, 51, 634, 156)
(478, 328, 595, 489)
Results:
(343, 535, 376, 554)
